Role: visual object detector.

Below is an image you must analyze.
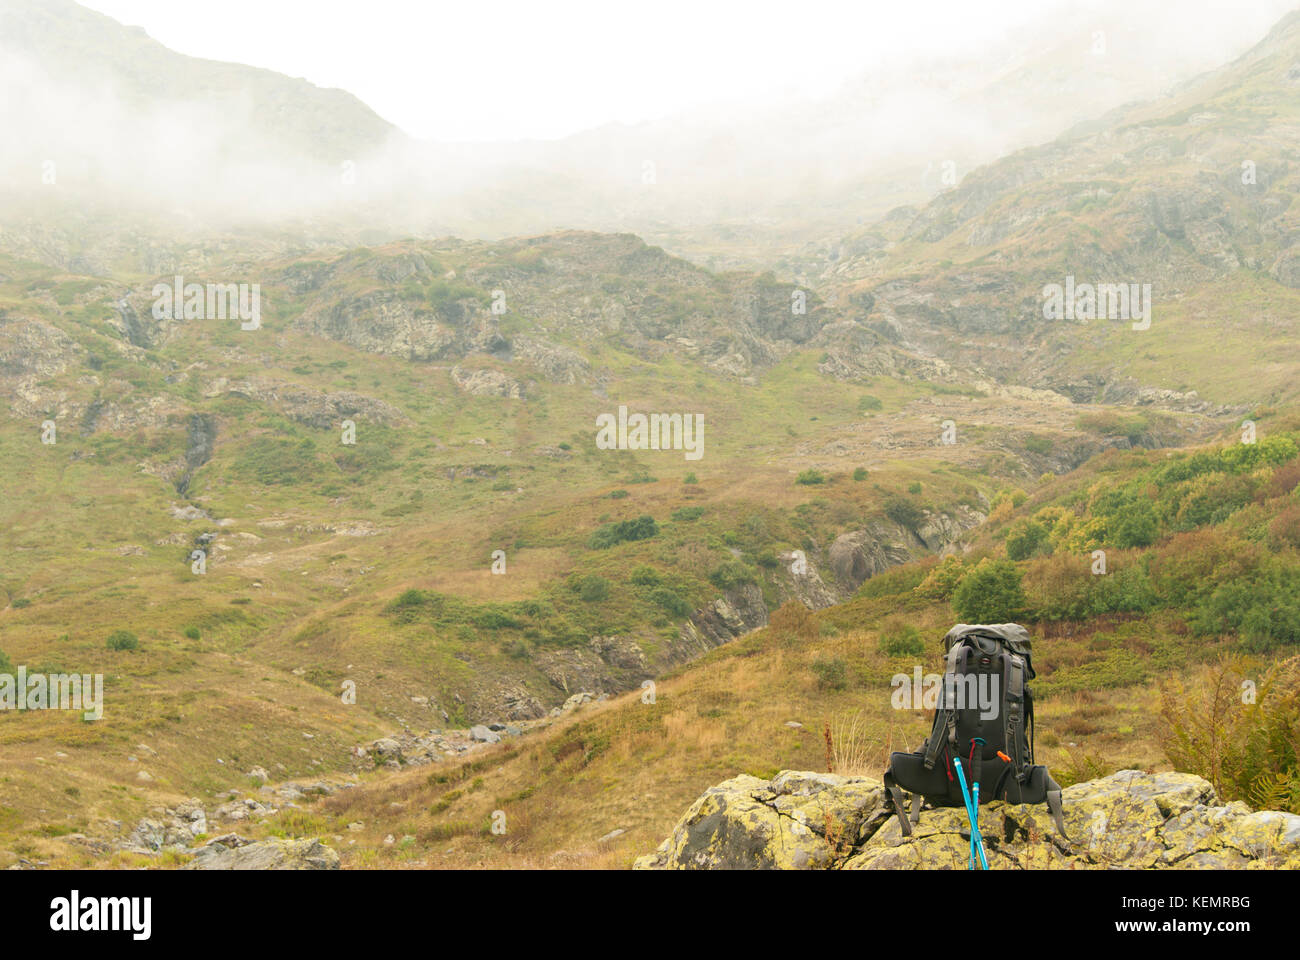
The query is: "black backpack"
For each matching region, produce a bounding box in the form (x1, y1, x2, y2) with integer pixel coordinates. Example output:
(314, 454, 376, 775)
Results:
(883, 623, 1069, 839)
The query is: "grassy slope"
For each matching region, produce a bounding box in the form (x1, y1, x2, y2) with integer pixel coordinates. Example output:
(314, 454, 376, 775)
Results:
(4, 234, 1132, 860)
(221, 430, 1300, 870)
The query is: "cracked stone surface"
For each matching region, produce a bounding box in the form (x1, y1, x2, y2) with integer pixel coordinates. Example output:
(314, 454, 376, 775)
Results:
(634, 769, 1300, 870)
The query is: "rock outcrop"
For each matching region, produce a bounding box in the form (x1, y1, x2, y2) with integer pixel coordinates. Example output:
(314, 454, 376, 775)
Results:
(635, 769, 1300, 870)
(185, 837, 340, 870)
(673, 584, 769, 656)
(828, 506, 985, 593)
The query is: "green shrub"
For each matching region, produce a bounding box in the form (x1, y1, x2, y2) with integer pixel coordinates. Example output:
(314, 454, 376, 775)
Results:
(1219, 435, 1298, 473)
(952, 558, 1025, 623)
(883, 496, 923, 531)
(648, 587, 690, 616)
(629, 565, 661, 586)
(501, 639, 531, 660)
(1191, 562, 1300, 651)
(992, 488, 1029, 509)
(589, 515, 658, 549)
(473, 607, 520, 630)
(183, 626, 201, 640)
(576, 575, 610, 603)
(916, 555, 965, 599)
(810, 655, 848, 690)
(1005, 519, 1049, 561)
(709, 560, 756, 591)
(106, 630, 139, 651)
(795, 469, 825, 486)
(1109, 499, 1159, 548)
(879, 623, 924, 657)
(853, 467, 868, 482)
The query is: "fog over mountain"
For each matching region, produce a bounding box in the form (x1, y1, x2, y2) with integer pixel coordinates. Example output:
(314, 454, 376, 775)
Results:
(4, 0, 1296, 268)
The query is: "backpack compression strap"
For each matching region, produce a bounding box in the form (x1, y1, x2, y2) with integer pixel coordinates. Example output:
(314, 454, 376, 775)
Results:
(883, 769, 913, 837)
(1044, 771, 1070, 842)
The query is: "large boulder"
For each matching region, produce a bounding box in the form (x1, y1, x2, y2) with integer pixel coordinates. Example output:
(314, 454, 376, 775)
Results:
(185, 837, 340, 870)
(635, 769, 1300, 870)
(634, 771, 887, 869)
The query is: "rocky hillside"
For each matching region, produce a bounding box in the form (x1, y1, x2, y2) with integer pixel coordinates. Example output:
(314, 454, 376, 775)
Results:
(636, 769, 1300, 869)
(824, 10, 1300, 408)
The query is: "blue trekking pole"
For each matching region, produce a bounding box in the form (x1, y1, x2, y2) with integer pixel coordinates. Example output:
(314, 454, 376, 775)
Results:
(952, 756, 989, 870)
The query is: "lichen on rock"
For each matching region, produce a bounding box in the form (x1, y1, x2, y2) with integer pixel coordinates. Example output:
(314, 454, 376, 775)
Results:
(635, 769, 1300, 870)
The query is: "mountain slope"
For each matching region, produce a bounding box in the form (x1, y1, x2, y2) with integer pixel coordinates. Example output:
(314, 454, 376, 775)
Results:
(824, 10, 1300, 409)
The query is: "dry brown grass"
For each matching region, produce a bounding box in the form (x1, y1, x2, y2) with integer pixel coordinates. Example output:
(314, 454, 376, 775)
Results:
(828, 710, 876, 777)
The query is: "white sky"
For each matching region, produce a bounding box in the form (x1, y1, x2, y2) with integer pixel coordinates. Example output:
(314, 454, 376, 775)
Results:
(77, 0, 1081, 142)
(76, 0, 1294, 143)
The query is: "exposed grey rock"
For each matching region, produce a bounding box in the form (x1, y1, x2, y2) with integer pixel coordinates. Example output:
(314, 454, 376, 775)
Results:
(186, 837, 340, 870)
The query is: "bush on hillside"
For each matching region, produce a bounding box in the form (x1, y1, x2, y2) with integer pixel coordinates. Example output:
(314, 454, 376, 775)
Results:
(879, 621, 925, 657)
(1022, 553, 1158, 622)
(883, 495, 924, 532)
(589, 515, 658, 549)
(810, 655, 849, 690)
(1145, 531, 1262, 608)
(1267, 459, 1300, 498)
(1191, 562, 1300, 651)
(708, 560, 756, 591)
(106, 630, 139, 651)
(575, 575, 610, 603)
(648, 587, 690, 617)
(236, 436, 319, 486)
(1267, 504, 1300, 551)
(1005, 519, 1050, 561)
(916, 554, 965, 600)
(952, 558, 1025, 623)
(629, 565, 661, 586)
(1219, 435, 1298, 473)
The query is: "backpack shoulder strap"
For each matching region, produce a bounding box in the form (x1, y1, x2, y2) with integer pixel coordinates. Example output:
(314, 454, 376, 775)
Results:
(923, 641, 968, 769)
